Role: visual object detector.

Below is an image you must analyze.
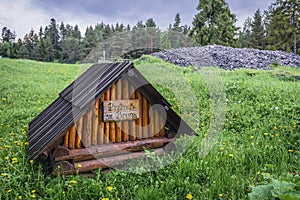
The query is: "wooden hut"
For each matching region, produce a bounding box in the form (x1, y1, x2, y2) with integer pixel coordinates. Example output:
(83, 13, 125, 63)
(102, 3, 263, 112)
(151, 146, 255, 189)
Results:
(28, 62, 195, 175)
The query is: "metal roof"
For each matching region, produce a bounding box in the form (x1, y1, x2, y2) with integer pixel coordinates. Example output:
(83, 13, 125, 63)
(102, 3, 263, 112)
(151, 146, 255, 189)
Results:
(28, 61, 195, 160)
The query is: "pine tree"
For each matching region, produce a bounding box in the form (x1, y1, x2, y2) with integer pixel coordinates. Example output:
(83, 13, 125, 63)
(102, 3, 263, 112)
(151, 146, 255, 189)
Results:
(267, 0, 299, 54)
(172, 13, 182, 32)
(250, 9, 266, 49)
(191, 0, 238, 46)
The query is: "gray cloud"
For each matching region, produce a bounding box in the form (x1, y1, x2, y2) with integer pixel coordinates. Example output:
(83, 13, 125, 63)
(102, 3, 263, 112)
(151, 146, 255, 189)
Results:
(1, 0, 275, 38)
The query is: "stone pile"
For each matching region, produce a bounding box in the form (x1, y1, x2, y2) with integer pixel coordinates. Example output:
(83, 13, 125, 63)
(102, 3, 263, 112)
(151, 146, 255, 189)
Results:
(153, 45, 300, 70)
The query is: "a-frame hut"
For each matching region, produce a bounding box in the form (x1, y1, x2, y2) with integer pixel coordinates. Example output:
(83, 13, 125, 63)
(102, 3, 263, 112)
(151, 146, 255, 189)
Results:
(28, 62, 195, 175)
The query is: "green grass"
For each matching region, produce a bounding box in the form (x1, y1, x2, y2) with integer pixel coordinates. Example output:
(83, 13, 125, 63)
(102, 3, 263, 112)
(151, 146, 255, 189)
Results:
(0, 57, 299, 199)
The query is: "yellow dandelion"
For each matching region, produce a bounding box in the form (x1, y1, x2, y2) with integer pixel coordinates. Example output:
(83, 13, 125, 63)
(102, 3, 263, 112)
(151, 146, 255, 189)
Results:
(219, 193, 223, 197)
(256, 172, 261, 175)
(219, 147, 224, 151)
(7, 189, 12, 193)
(12, 157, 18, 161)
(18, 196, 22, 200)
(69, 180, 77, 184)
(186, 193, 193, 200)
(31, 190, 36, 193)
(102, 198, 109, 200)
(1, 173, 7, 177)
(250, 136, 254, 139)
(229, 154, 234, 157)
(4, 145, 11, 149)
(77, 164, 82, 168)
(106, 186, 113, 191)
(30, 160, 34, 164)
(30, 194, 36, 198)
(263, 133, 269, 136)
(288, 150, 294, 153)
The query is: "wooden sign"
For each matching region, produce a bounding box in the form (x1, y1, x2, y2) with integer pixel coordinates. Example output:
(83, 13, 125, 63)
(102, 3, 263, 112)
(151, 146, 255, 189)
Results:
(103, 100, 139, 122)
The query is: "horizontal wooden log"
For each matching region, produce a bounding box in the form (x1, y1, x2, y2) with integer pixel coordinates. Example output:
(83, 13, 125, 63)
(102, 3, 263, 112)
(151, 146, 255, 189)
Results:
(54, 137, 173, 162)
(53, 146, 70, 158)
(52, 161, 75, 176)
(75, 147, 165, 173)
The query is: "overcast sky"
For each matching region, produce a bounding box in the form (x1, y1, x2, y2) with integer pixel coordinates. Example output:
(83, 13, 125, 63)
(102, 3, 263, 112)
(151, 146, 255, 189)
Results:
(0, 0, 275, 38)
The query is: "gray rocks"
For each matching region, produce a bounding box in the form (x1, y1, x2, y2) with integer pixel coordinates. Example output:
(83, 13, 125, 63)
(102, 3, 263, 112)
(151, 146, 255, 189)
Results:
(153, 45, 300, 70)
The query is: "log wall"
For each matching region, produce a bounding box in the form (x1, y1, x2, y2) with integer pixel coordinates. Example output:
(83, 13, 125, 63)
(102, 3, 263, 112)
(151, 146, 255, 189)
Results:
(63, 77, 166, 149)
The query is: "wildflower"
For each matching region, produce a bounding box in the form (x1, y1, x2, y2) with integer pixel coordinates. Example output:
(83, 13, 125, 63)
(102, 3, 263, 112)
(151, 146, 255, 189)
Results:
(277, 140, 282, 142)
(102, 198, 109, 200)
(31, 190, 36, 193)
(7, 189, 12, 193)
(186, 193, 193, 199)
(12, 157, 18, 164)
(1, 173, 7, 177)
(106, 186, 113, 191)
(30, 194, 36, 198)
(263, 133, 269, 136)
(219, 193, 223, 197)
(256, 172, 261, 175)
(77, 164, 82, 168)
(4, 145, 11, 149)
(219, 147, 224, 151)
(288, 150, 294, 153)
(30, 160, 34, 164)
(18, 196, 22, 200)
(250, 136, 254, 139)
(69, 180, 77, 184)
(229, 154, 234, 157)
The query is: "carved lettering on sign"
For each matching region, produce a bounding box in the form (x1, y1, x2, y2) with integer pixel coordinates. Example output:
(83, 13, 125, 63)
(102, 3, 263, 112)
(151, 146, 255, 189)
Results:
(103, 100, 139, 122)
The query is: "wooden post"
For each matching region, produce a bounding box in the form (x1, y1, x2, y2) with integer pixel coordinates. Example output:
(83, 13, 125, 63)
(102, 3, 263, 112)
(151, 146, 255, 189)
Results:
(63, 130, 69, 148)
(75, 117, 83, 148)
(158, 112, 165, 137)
(86, 111, 92, 147)
(142, 97, 149, 139)
(129, 83, 136, 141)
(97, 97, 104, 145)
(82, 114, 87, 147)
(136, 91, 143, 139)
(149, 104, 155, 138)
(122, 79, 129, 142)
(104, 90, 110, 144)
(69, 124, 76, 149)
(116, 80, 122, 142)
(92, 102, 98, 146)
(154, 110, 161, 137)
(110, 84, 116, 142)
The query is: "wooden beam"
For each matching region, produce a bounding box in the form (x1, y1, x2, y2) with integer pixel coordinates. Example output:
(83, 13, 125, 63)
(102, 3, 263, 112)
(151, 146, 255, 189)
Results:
(122, 78, 129, 142)
(55, 137, 173, 162)
(75, 117, 83, 148)
(104, 90, 110, 144)
(74, 148, 166, 173)
(92, 103, 98, 146)
(52, 161, 75, 176)
(142, 97, 149, 138)
(53, 146, 70, 158)
(110, 84, 116, 142)
(69, 124, 76, 149)
(63, 130, 69, 148)
(136, 91, 143, 139)
(116, 80, 122, 142)
(129, 83, 136, 140)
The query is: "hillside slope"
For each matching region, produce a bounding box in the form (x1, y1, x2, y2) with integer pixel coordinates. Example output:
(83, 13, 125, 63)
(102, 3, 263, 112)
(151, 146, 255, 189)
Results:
(0, 57, 299, 200)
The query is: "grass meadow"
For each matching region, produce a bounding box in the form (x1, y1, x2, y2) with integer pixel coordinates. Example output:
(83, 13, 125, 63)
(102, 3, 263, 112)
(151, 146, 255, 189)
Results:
(0, 56, 299, 199)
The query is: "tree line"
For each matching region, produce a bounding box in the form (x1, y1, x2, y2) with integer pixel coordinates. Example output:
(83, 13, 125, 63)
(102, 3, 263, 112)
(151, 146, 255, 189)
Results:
(0, 0, 299, 63)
